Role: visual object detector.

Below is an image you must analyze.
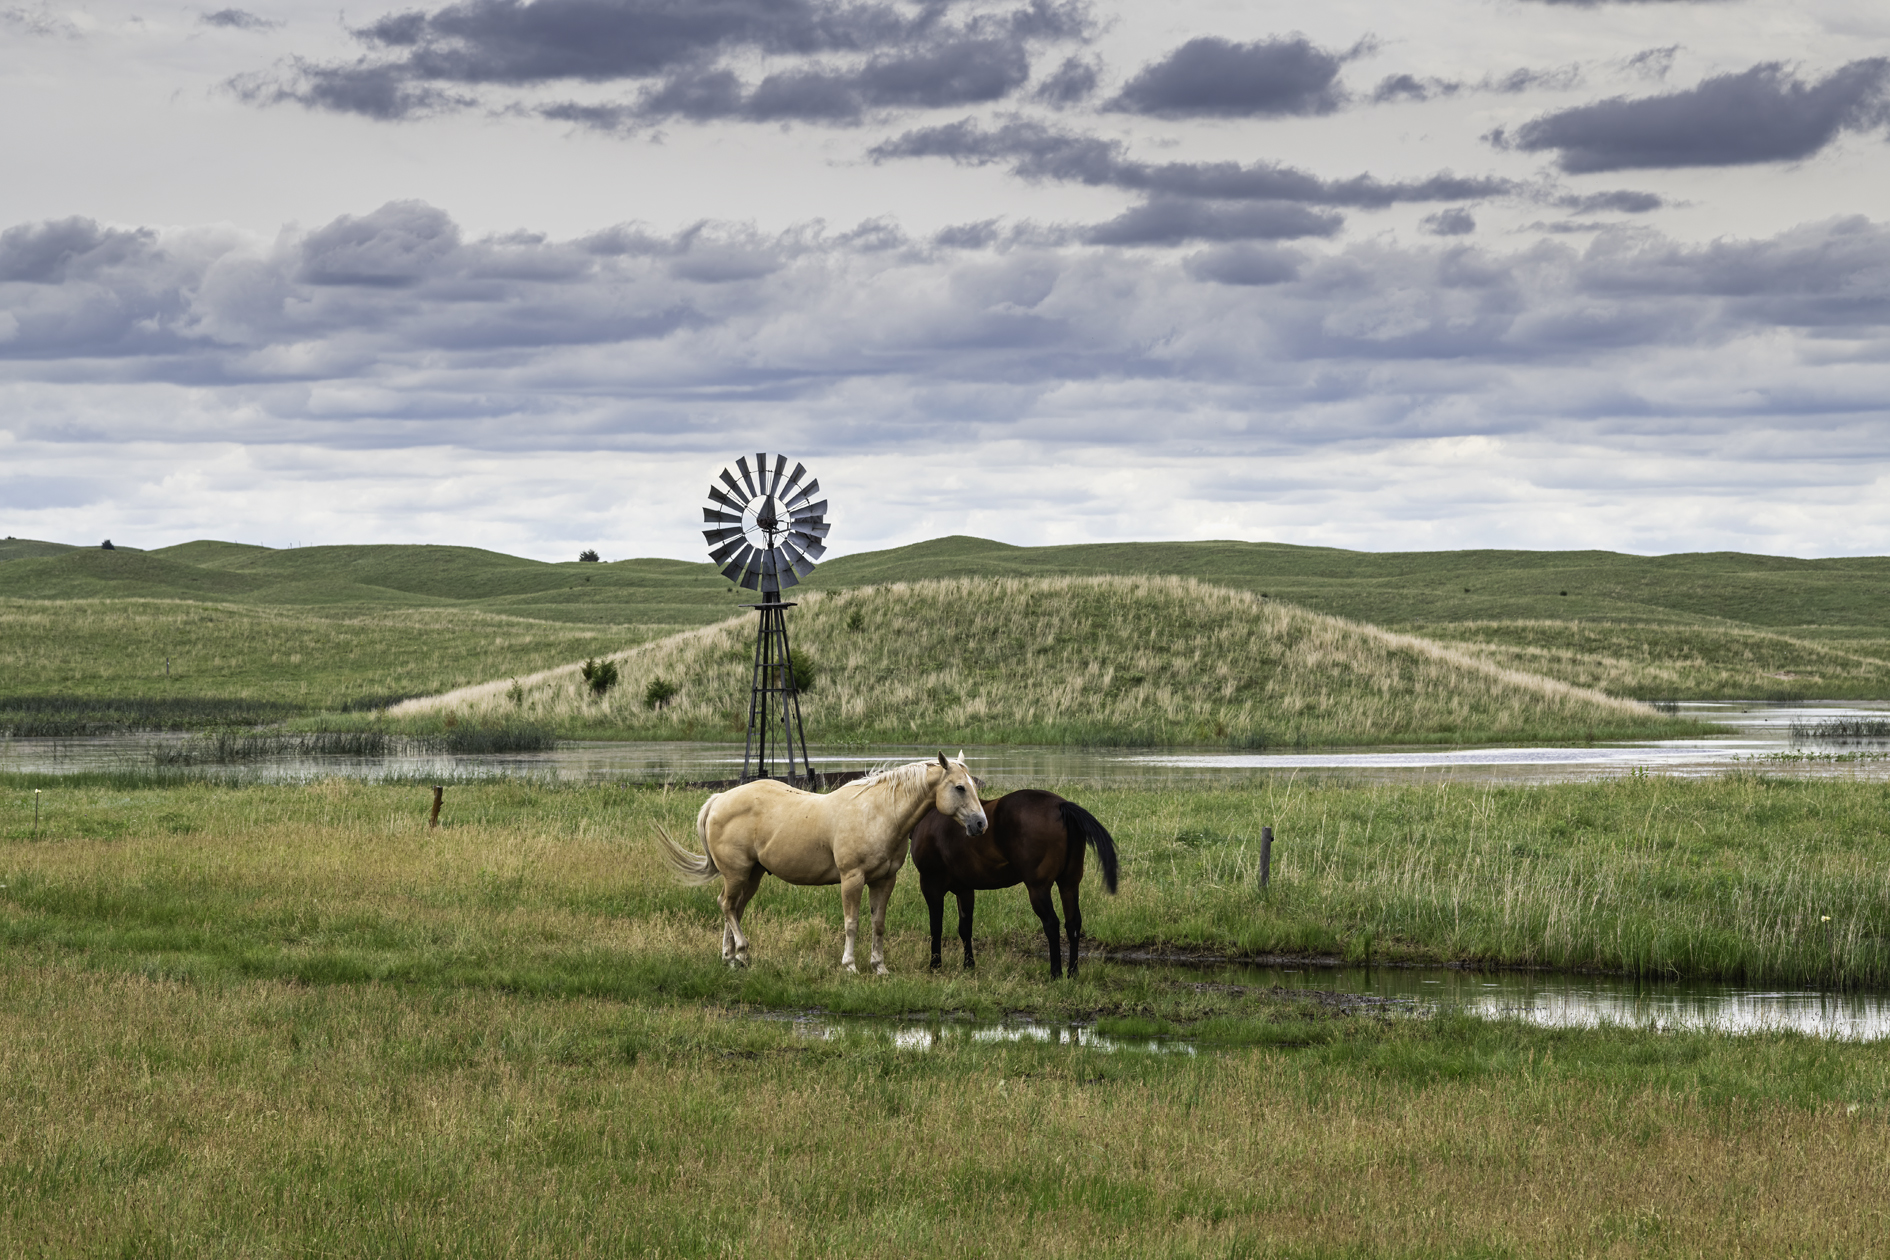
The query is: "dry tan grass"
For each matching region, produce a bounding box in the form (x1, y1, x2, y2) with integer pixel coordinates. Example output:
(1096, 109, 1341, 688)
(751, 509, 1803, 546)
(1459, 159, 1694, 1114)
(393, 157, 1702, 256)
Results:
(3, 960, 1888, 1257)
(401, 576, 1665, 746)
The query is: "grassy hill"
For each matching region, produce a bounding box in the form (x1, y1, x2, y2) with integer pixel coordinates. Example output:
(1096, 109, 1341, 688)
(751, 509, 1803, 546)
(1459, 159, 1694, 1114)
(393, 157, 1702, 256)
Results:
(0, 540, 751, 626)
(3, 532, 1887, 736)
(807, 536, 1890, 631)
(397, 576, 1694, 748)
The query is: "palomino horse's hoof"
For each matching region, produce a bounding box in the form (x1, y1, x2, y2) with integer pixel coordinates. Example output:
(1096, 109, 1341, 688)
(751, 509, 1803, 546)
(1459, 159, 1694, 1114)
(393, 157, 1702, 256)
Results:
(874, 964, 890, 976)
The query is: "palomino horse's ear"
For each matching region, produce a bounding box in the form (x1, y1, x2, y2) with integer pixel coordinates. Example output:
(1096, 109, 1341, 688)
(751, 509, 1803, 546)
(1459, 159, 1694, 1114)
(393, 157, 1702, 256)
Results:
(937, 752, 949, 769)
(956, 750, 965, 765)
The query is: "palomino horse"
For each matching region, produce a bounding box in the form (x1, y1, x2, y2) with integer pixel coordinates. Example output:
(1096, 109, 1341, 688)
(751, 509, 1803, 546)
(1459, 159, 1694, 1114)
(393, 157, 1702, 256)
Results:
(909, 789, 1119, 979)
(658, 754, 987, 973)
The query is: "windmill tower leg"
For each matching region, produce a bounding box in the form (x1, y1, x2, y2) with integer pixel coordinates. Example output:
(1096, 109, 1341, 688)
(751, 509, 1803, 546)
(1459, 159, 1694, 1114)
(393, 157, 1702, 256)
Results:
(741, 602, 812, 784)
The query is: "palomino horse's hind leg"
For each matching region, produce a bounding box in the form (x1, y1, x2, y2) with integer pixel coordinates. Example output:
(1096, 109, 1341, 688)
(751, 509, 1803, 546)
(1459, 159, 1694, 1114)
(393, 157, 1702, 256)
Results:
(956, 888, 977, 969)
(838, 869, 867, 973)
(1057, 878, 1084, 979)
(1028, 882, 1063, 979)
(720, 867, 764, 968)
(866, 875, 896, 975)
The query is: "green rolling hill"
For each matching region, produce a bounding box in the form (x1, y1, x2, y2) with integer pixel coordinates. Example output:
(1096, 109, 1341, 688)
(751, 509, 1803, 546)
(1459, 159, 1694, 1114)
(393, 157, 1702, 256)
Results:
(3, 533, 1887, 731)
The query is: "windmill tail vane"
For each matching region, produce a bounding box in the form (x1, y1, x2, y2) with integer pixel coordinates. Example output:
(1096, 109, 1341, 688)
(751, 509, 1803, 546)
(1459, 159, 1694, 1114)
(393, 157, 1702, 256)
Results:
(701, 452, 829, 596)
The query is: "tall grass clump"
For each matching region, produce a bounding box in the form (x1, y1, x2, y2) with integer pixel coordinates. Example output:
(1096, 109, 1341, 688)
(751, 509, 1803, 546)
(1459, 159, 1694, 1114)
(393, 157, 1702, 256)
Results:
(395, 576, 1697, 747)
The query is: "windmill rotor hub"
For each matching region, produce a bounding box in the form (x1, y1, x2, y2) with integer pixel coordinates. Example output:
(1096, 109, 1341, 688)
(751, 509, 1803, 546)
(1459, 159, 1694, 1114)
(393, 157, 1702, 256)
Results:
(701, 452, 829, 597)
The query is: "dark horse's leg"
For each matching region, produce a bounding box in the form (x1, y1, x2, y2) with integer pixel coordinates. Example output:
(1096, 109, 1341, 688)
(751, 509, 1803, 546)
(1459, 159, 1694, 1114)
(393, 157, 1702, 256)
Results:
(1057, 876, 1084, 979)
(922, 875, 948, 970)
(1028, 882, 1063, 979)
(955, 888, 976, 969)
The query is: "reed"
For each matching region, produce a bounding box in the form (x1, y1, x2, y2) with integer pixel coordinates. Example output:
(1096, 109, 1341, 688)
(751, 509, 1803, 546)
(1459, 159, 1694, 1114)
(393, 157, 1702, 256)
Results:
(396, 576, 1696, 748)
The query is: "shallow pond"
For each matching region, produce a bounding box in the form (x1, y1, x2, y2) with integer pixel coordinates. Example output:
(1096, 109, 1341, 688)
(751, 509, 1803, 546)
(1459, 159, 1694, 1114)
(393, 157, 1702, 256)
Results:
(5, 701, 1889, 786)
(795, 960, 1890, 1052)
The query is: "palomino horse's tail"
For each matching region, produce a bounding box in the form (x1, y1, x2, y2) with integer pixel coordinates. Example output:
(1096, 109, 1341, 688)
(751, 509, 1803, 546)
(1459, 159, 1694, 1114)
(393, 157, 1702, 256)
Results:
(1059, 801, 1119, 893)
(655, 795, 721, 886)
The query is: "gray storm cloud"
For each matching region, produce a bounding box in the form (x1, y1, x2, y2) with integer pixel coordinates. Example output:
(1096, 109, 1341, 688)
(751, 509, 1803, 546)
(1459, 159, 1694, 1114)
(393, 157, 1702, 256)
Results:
(1501, 59, 1890, 171)
(1106, 35, 1359, 119)
(3, 202, 1888, 459)
(233, 0, 1095, 123)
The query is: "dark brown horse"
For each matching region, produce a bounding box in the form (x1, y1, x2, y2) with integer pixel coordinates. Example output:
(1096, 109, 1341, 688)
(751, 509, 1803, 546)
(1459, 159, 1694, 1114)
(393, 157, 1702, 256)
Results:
(909, 789, 1119, 978)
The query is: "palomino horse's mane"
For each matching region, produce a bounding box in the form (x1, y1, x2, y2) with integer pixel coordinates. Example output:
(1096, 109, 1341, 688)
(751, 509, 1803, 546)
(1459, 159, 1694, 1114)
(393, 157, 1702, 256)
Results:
(850, 758, 953, 806)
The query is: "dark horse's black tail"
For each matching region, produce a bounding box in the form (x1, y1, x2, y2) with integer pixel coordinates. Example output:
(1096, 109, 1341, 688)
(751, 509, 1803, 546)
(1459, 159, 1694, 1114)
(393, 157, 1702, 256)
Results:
(1059, 801, 1120, 893)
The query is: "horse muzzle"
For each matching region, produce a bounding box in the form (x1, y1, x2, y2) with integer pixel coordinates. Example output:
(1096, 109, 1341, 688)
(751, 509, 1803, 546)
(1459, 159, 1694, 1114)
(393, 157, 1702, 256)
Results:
(963, 812, 988, 837)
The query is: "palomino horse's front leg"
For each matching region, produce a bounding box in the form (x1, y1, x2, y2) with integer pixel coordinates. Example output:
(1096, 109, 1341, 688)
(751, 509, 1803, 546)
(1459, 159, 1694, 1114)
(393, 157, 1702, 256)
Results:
(866, 875, 897, 975)
(838, 869, 867, 973)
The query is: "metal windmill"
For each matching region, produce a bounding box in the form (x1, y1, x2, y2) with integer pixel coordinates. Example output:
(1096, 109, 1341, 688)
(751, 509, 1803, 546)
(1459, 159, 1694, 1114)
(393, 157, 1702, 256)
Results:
(701, 454, 829, 783)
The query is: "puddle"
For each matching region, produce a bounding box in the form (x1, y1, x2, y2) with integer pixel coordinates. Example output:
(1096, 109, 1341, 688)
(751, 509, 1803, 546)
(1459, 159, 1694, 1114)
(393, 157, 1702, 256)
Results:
(1209, 962, 1890, 1040)
(6, 701, 1890, 786)
(783, 1013, 1197, 1056)
(764, 960, 1890, 1053)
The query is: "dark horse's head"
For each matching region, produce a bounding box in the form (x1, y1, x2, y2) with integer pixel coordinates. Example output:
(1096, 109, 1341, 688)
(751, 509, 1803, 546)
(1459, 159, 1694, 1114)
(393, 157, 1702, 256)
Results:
(932, 751, 987, 836)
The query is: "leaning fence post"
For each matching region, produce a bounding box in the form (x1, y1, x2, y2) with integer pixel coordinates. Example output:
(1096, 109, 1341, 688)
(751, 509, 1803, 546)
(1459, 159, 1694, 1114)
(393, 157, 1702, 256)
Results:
(1259, 825, 1273, 889)
(428, 786, 443, 829)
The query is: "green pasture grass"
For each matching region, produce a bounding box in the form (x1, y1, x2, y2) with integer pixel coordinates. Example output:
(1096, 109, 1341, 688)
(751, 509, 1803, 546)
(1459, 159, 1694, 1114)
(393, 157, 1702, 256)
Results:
(5, 772, 1888, 998)
(6, 970, 1890, 1258)
(0, 599, 679, 728)
(6, 775, 1890, 1254)
(415, 575, 1698, 748)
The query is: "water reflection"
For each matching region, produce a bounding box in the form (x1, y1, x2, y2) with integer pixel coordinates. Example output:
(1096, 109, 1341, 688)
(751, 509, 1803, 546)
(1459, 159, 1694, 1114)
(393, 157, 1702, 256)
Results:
(783, 963, 1890, 1054)
(1231, 963, 1890, 1040)
(5, 701, 1890, 786)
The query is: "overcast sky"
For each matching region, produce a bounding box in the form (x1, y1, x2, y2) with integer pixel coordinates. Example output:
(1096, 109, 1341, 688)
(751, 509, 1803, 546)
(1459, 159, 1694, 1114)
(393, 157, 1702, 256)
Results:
(4, 0, 1889, 562)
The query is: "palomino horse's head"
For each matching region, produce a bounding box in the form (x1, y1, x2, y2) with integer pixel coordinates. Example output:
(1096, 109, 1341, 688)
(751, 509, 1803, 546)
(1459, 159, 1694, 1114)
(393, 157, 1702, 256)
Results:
(933, 751, 988, 836)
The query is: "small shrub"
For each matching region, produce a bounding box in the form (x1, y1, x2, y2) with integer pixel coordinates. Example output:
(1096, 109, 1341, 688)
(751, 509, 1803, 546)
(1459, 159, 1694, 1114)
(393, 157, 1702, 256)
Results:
(580, 657, 619, 697)
(578, 549, 600, 562)
(645, 677, 678, 710)
(506, 679, 526, 707)
(846, 608, 866, 632)
(100, 539, 115, 550)
(791, 651, 816, 694)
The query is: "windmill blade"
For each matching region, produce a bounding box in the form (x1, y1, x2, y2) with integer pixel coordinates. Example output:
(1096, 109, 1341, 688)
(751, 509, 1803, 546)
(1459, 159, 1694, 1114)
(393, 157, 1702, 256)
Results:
(782, 542, 818, 578)
(789, 532, 827, 559)
(708, 487, 745, 514)
(708, 535, 746, 562)
(735, 457, 758, 498)
(790, 499, 828, 521)
(717, 469, 750, 504)
(702, 505, 742, 525)
(768, 454, 788, 497)
(703, 526, 743, 547)
(785, 478, 819, 508)
(782, 462, 807, 497)
(791, 520, 830, 539)
(719, 543, 756, 583)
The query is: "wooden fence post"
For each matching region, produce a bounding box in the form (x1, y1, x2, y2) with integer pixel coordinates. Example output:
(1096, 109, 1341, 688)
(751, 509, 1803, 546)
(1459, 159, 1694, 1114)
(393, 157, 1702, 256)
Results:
(1259, 825, 1273, 889)
(428, 786, 443, 829)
